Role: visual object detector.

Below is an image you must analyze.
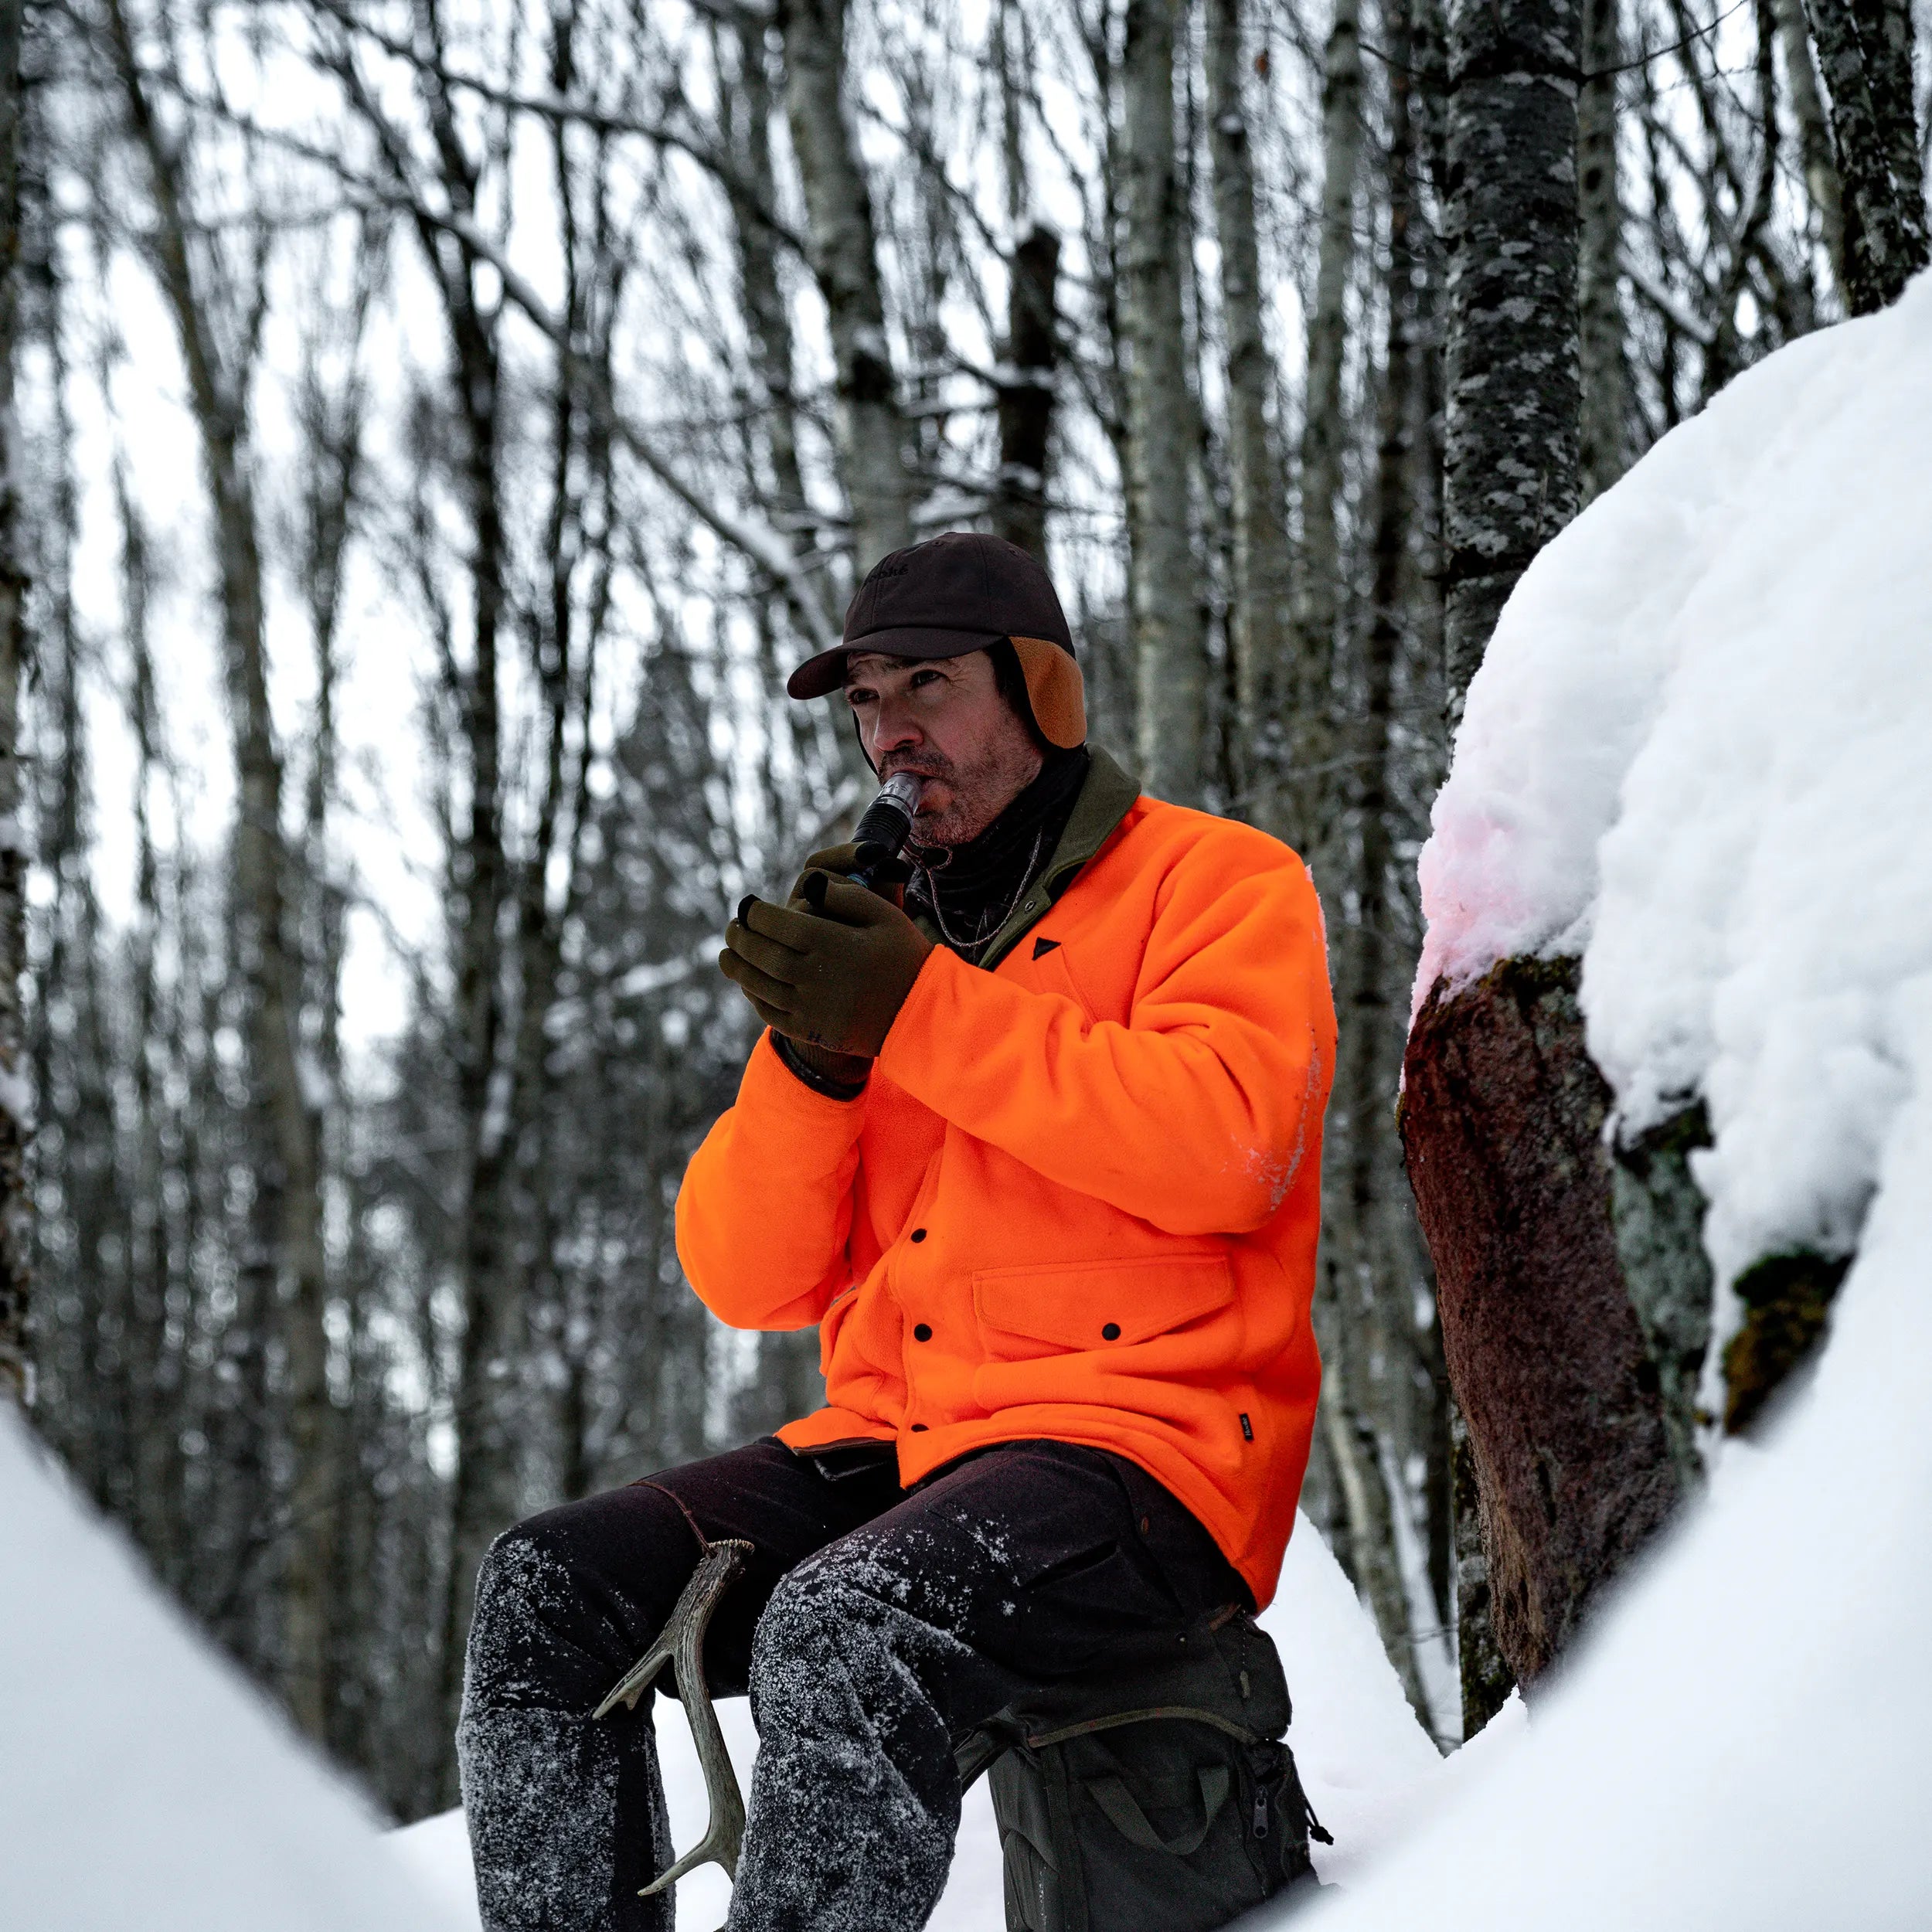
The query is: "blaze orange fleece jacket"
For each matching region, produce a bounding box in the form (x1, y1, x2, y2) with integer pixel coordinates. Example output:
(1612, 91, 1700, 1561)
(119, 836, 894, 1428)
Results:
(675, 754, 1335, 1607)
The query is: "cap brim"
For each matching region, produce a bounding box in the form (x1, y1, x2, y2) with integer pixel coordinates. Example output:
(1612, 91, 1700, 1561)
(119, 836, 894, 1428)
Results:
(785, 625, 1005, 700)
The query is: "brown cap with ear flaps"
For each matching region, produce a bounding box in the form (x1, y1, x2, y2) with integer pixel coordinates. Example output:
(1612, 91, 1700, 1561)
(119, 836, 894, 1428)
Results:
(786, 532, 1086, 749)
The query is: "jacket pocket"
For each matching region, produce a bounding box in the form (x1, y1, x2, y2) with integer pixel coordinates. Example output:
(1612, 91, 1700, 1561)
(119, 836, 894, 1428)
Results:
(818, 1284, 861, 1379)
(973, 1253, 1234, 1354)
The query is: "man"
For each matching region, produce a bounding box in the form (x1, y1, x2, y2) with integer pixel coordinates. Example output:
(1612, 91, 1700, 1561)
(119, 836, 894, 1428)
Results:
(457, 533, 1335, 1932)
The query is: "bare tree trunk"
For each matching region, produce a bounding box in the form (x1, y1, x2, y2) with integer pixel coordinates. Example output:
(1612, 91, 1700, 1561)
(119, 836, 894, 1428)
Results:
(1317, 0, 1437, 1728)
(992, 226, 1060, 561)
(781, 0, 913, 574)
(1577, 0, 1628, 501)
(724, 21, 813, 541)
(1121, 0, 1206, 804)
(102, 0, 334, 1737)
(1318, 1313, 1428, 1713)
(1774, 0, 1845, 291)
(422, 185, 516, 1800)
(0, 0, 26, 1409)
(293, 240, 373, 1757)
(1295, 0, 1365, 833)
(1205, 0, 1295, 827)
(1440, 0, 1582, 719)
(1804, 0, 1928, 315)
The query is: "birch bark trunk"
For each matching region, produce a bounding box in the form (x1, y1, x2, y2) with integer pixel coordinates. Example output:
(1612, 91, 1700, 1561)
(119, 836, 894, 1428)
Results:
(1121, 0, 1206, 804)
(1804, 0, 1928, 315)
(1205, 0, 1294, 828)
(1440, 0, 1581, 719)
(1773, 0, 1845, 291)
(0, 0, 26, 1409)
(103, 0, 335, 1737)
(781, 0, 914, 575)
(1577, 0, 1628, 502)
(1294, 0, 1365, 832)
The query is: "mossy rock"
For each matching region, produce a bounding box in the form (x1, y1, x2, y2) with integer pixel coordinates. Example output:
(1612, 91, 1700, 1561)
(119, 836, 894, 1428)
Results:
(1723, 1249, 1852, 1434)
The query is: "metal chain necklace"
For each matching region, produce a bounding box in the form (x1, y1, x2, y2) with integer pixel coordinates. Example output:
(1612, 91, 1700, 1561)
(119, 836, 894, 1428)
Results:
(910, 828, 1047, 962)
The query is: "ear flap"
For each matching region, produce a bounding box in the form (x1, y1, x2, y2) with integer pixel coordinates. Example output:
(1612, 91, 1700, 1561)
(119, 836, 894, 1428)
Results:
(1008, 635, 1087, 749)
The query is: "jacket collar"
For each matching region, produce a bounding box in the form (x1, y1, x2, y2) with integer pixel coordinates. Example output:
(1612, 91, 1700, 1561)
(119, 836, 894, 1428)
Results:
(973, 747, 1140, 971)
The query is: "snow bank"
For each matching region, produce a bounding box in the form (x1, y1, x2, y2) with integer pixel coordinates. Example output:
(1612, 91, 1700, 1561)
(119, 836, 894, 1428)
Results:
(1276, 999, 1932, 1930)
(392, 1511, 1447, 1927)
(0, 1406, 459, 1932)
(1415, 270, 1932, 1291)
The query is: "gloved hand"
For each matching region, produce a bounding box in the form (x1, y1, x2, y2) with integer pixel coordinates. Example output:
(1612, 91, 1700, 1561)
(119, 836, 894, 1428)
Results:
(787, 842, 913, 903)
(721, 872, 934, 1061)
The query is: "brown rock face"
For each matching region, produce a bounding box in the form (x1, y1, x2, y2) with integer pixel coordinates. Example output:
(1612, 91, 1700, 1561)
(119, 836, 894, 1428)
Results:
(1400, 956, 1686, 1684)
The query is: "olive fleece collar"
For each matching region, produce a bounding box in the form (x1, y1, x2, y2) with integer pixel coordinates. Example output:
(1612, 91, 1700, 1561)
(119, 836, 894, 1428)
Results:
(969, 747, 1141, 971)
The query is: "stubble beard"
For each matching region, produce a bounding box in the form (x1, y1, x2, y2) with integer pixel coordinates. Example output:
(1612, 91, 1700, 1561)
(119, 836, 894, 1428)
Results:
(885, 732, 1043, 849)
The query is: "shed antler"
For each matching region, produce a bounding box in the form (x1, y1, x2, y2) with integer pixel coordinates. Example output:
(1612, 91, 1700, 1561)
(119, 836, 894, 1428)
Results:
(594, 1537, 754, 1895)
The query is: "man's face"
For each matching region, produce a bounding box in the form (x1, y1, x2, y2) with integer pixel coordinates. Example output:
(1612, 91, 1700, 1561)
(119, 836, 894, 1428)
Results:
(844, 648, 1044, 847)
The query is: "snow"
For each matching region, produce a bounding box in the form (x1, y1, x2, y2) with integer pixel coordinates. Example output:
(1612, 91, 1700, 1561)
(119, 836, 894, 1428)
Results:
(388, 1510, 1451, 1927)
(1415, 269, 1932, 1297)
(0, 1405, 462, 1932)
(1334, 277, 1932, 1931)
(1270, 1005, 1932, 1929)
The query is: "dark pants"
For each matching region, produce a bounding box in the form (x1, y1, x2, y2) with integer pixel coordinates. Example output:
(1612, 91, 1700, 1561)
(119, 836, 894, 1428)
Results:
(457, 1437, 1249, 1932)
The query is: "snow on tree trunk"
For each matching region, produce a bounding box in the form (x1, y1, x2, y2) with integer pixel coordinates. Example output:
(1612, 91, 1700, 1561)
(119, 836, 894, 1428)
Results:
(1121, 0, 1206, 806)
(1440, 0, 1581, 723)
(0, 0, 24, 1410)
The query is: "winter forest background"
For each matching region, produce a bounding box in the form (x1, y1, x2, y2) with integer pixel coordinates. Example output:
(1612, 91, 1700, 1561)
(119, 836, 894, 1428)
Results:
(0, 0, 1923, 1828)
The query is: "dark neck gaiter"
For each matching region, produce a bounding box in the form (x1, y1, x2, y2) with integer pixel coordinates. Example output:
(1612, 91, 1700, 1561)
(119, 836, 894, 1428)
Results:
(907, 745, 1090, 959)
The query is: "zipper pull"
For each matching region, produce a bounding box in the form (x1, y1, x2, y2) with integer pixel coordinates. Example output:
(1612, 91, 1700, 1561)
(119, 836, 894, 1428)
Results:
(1252, 1790, 1270, 1838)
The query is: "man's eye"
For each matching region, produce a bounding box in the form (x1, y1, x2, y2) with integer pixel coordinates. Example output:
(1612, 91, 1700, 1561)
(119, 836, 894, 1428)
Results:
(846, 689, 875, 707)
(910, 669, 943, 689)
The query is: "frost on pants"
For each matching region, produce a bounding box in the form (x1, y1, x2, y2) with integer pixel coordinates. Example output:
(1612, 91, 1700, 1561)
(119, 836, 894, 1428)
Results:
(728, 1526, 985, 1932)
(457, 1507, 992, 1932)
(458, 1530, 672, 1932)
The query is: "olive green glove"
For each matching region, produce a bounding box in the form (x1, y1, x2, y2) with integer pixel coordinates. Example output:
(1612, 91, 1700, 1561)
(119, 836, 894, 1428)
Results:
(720, 872, 934, 1062)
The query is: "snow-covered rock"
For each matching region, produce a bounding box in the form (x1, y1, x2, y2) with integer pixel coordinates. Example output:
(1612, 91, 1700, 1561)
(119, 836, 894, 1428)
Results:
(1416, 269, 1932, 1300)
(1323, 276, 1932, 1929)
(0, 1406, 461, 1932)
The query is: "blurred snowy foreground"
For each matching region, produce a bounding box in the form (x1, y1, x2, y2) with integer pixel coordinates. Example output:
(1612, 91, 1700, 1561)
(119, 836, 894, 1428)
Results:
(9, 275, 1932, 1929)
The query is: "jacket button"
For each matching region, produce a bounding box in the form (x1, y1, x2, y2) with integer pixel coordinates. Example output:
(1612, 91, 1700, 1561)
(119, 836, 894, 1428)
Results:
(913, 1323, 933, 1342)
(910, 1423, 928, 1433)
(1102, 1321, 1122, 1341)
(910, 1229, 927, 1243)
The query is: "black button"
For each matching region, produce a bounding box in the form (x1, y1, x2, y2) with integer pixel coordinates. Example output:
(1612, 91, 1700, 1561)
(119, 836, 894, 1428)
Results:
(913, 1323, 933, 1342)
(910, 1228, 927, 1243)
(910, 1423, 928, 1433)
(1102, 1321, 1121, 1341)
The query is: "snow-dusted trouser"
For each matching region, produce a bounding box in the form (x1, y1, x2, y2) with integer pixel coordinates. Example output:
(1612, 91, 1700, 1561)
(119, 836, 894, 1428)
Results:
(457, 1437, 1248, 1932)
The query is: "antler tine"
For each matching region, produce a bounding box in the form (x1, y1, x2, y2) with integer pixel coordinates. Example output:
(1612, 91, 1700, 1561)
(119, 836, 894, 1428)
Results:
(595, 1537, 755, 1896)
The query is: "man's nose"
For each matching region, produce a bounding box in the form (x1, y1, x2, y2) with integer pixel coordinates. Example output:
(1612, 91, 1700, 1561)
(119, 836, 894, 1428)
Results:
(867, 692, 924, 763)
